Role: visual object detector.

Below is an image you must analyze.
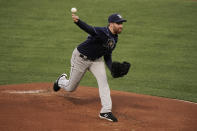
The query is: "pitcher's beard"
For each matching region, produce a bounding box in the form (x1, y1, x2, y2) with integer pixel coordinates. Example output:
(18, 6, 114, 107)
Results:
(115, 28, 122, 34)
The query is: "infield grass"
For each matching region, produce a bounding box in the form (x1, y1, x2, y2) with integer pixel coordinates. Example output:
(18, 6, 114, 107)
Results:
(0, 0, 197, 102)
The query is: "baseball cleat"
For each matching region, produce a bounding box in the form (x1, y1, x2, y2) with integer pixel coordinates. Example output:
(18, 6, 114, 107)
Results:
(53, 73, 67, 92)
(99, 112, 118, 122)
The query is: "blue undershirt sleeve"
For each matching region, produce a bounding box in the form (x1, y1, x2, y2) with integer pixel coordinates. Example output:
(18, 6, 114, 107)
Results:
(104, 53, 112, 71)
(75, 19, 97, 36)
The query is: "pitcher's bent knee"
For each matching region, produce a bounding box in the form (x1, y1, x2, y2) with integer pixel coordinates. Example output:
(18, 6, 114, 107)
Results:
(63, 85, 78, 92)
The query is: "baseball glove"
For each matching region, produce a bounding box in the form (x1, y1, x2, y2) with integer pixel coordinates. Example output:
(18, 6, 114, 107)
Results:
(111, 61, 131, 78)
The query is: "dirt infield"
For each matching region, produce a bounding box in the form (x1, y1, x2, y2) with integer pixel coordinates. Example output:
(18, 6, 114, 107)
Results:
(0, 83, 197, 131)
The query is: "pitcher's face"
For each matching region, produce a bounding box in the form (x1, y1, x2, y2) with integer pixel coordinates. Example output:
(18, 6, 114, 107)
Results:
(112, 22, 123, 34)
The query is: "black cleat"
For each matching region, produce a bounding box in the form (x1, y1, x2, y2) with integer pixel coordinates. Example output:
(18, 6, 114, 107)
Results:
(53, 73, 67, 92)
(53, 81, 60, 92)
(99, 112, 118, 122)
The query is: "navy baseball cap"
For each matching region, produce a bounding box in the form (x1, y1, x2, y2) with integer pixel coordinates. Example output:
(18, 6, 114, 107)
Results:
(108, 13, 127, 23)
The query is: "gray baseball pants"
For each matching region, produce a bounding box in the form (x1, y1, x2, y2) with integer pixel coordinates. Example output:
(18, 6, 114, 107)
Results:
(58, 48, 112, 113)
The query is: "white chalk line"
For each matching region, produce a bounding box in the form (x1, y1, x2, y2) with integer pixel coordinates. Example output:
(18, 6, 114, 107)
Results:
(171, 98, 197, 105)
(3, 90, 48, 94)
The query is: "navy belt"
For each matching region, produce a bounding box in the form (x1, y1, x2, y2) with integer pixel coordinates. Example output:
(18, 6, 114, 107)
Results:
(79, 54, 97, 61)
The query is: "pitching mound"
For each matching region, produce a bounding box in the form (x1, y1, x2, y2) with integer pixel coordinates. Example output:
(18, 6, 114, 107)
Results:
(0, 83, 197, 131)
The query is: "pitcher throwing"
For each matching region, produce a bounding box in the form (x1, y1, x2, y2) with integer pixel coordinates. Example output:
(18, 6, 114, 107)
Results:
(53, 12, 129, 122)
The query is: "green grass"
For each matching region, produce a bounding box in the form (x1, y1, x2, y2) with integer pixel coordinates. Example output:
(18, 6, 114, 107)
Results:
(0, 0, 197, 102)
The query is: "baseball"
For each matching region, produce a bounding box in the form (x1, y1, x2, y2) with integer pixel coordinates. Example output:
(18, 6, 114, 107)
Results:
(71, 8, 77, 13)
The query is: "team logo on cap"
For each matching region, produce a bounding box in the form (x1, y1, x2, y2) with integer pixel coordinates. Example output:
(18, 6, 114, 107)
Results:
(117, 14, 122, 19)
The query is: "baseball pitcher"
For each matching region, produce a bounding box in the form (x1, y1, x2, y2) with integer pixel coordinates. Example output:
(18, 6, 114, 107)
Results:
(53, 12, 130, 122)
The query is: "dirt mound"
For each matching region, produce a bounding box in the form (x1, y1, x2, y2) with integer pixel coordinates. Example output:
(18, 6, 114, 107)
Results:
(0, 83, 197, 131)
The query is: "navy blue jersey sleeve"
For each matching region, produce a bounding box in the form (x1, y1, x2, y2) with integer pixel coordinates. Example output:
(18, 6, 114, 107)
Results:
(104, 52, 112, 71)
(75, 19, 97, 36)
